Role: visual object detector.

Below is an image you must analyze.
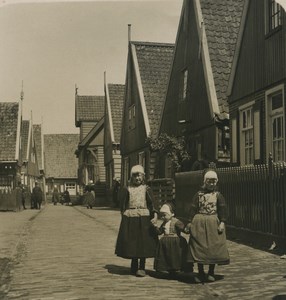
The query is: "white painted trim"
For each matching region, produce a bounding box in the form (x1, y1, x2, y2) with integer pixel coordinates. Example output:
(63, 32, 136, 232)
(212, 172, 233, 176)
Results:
(105, 82, 115, 143)
(254, 110, 260, 160)
(26, 120, 32, 161)
(131, 44, 151, 136)
(193, 0, 220, 117)
(227, 0, 250, 96)
(231, 118, 237, 163)
(238, 100, 255, 111)
(265, 83, 285, 161)
(15, 101, 22, 161)
(159, 0, 185, 134)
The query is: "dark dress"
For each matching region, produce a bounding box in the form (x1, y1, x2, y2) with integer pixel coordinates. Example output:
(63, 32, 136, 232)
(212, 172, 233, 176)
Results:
(154, 217, 189, 272)
(115, 184, 158, 259)
(187, 189, 230, 265)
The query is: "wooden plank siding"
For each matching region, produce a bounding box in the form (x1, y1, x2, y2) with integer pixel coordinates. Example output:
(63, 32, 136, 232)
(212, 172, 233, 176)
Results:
(230, 0, 286, 102)
(80, 122, 96, 141)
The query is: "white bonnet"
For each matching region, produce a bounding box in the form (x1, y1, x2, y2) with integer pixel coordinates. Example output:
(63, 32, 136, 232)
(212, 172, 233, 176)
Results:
(204, 170, 218, 182)
(160, 204, 174, 215)
(130, 165, 145, 176)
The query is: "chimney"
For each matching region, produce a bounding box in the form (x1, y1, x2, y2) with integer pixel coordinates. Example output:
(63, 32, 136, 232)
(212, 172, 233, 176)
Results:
(128, 24, 131, 43)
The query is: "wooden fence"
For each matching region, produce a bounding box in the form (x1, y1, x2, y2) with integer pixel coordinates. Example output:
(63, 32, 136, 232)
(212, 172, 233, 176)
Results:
(148, 178, 175, 210)
(174, 158, 286, 239)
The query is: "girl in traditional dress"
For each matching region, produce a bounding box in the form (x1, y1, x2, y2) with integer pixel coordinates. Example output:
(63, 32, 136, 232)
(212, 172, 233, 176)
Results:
(185, 170, 230, 283)
(115, 165, 158, 277)
(152, 203, 189, 278)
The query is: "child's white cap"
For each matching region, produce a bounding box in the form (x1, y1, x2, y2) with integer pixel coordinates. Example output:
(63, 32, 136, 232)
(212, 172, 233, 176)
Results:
(160, 204, 173, 215)
(130, 165, 145, 176)
(204, 170, 218, 182)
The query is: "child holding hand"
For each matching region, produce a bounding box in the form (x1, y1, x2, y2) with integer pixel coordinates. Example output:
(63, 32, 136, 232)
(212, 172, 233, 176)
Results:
(152, 202, 189, 278)
(185, 170, 229, 283)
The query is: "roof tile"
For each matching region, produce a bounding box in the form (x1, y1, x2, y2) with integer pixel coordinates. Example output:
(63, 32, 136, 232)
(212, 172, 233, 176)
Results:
(0, 102, 19, 161)
(44, 134, 79, 178)
(134, 42, 174, 135)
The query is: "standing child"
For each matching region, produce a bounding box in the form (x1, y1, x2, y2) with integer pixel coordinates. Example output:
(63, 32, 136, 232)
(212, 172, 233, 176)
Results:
(115, 165, 158, 277)
(152, 202, 189, 278)
(185, 170, 229, 283)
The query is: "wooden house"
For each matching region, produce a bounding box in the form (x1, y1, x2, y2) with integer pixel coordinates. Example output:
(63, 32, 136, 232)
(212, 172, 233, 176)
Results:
(103, 79, 125, 203)
(0, 102, 22, 210)
(21, 120, 40, 192)
(75, 90, 105, 188)
(33, 124, 46, 197)
(228, 0, 286, 165)
(160, 0, 245, 173)
(120, 41, 174, 185)
(44, 134, 79, 198)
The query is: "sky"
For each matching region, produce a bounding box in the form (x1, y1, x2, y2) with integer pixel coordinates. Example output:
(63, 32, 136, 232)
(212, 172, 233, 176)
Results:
(0, 0, 183, 134)
(1, 0, 285, 135)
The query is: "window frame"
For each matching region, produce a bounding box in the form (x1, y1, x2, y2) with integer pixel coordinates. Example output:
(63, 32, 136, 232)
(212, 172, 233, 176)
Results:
(265, 0, 282, 35)
(265, 84, 285, 162)
(239, 102, 255, 165)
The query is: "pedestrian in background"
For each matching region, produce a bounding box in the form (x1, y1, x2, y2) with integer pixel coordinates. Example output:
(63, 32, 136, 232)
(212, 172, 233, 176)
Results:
(32, 182, 43, 210)
(115, 165, 158, 277)
(152, 202, 190, 278)
(63, 188, 71, 205)
(185, 170, 229, 283)
(84, 183, 96, 209)
(112, 177, 120, 208)
(52, 185, 60, 205)
(16, 181, 26, 210)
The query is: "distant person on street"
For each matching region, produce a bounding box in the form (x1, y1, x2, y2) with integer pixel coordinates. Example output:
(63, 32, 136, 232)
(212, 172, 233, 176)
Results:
(63, 188, 71, 205)
(52, 185, 60, 205)
(185, 170, 229, 283)
(32, 182, 43, 210)
(84, 182, 96, 209)
(151, 202, 190, 278)
(115, 165, 158, 277)
(16, 181, 26, 210)
(112, 177, 120, 208)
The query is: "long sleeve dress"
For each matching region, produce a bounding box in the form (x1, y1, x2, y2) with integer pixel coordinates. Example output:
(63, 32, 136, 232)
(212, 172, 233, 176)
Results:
(115, 184, 158, 259)
(154, 217, 189, 272)
(186, 189, 230, 265)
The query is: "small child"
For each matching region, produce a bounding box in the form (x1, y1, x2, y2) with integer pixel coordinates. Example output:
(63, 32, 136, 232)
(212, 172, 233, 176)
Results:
(152, 202, 189, 278)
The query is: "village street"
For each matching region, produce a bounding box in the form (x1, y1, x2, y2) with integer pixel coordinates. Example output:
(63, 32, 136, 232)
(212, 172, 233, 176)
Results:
(0, 205, 285, 300)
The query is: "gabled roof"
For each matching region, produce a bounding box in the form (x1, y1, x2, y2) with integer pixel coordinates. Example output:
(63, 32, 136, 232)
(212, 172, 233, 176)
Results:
(79, 116, 104, 147)
(75, 95, 105, 127)
(0, 102, 21, 161)
(197, 0, 245, 117)
(44, 134, 79, 178)
(33, 124, 44, 170)
(131, 41, 174, 135)
(21, 120, 30, 161)
(106, 84, 125, 143)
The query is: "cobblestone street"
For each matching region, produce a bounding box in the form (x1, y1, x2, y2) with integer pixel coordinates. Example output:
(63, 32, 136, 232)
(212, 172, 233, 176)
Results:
(0, 204, 286, 300)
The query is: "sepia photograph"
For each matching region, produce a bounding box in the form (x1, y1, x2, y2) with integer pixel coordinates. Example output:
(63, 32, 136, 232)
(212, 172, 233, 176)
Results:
(0, 0, 286, 299)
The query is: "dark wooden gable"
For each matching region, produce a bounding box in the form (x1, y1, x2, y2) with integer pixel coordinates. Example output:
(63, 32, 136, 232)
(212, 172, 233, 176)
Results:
(229, 0, 286, 103)
(121, 41, 174, 157)
(104, 83, 125, 165)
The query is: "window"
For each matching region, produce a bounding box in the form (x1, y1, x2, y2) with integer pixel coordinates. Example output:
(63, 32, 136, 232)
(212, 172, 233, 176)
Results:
(240, 106, 254, 165)
(128, 105, 136, 130)
(266, 0, 282, 33)
(180, 69, 188, 101)
(218, 126, 230, 161)
(65, 183, 76, 195)
(138, 152, 146, 170)
(266, 87, 285, 162)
